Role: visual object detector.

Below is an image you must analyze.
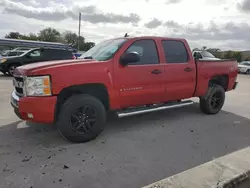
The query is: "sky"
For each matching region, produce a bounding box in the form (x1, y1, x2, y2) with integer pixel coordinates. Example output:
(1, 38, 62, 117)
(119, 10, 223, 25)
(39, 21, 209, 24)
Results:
(0, 0, 250, 50)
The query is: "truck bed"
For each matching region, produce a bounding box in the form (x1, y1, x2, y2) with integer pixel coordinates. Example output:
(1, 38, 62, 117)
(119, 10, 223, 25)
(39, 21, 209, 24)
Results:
(194, 59, 238, 97)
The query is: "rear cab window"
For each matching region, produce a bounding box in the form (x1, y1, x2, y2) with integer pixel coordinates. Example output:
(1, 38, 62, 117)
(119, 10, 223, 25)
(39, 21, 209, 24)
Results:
(161, 40, 189, 63)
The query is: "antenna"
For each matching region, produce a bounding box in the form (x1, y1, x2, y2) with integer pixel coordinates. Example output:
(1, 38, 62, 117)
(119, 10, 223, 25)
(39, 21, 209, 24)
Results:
(124, 33, 129, 37)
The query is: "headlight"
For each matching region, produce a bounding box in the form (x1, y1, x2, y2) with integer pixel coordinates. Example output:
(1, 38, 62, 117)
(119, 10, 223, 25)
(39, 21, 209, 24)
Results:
(24, 76, 52, 96)
(0, 58, 7, 63)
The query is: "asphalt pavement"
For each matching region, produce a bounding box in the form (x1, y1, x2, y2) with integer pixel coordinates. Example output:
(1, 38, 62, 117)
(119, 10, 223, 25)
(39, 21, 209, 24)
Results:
(0, 73, 250, 188)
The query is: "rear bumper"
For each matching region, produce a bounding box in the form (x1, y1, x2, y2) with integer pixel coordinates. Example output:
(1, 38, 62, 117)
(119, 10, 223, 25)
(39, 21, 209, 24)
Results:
(10, 91, 57, 124)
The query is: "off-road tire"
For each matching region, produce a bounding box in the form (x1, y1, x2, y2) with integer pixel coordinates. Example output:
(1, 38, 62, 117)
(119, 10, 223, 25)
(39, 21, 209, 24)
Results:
(57, 94, 106, 143)
(199, 84, 225, 115)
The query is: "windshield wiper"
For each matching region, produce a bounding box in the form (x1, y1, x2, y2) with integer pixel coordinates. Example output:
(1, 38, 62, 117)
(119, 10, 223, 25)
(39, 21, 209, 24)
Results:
(83, 56, 93, 59)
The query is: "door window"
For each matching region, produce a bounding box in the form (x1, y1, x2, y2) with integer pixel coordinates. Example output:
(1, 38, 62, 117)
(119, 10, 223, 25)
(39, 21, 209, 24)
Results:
(162, 40, 188, 63)
(125, 40, 159, 65)
(29, 50, 41, 57)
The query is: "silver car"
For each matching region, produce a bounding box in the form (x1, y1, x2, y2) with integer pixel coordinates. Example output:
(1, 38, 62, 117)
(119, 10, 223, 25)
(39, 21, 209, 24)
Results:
(238, 61, 250, 74)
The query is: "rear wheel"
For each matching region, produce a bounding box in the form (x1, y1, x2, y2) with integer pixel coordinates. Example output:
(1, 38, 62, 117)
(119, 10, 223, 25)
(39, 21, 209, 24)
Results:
(57, 94, 106, 143)
(199, 84, 225, 114)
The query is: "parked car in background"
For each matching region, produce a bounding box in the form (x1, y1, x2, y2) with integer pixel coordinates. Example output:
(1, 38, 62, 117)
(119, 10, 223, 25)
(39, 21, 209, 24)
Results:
(238, 61, 250, 74)
(1, 50, 11, 56)
(12, 47, 32, 51)
(2, 50, 27, 57)
(192, 50, 221, 60)
(0, 48, 76, 76)
(10, 36, 238, 143)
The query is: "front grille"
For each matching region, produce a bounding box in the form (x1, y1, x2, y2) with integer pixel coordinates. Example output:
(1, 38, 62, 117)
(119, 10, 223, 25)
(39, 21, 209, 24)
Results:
(15, 88, 23, 95)
(13, 76, 24, 96)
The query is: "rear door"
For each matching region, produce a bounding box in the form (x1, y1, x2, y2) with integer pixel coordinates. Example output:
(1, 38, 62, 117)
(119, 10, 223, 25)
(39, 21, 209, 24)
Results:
(43, 49, 58, 61)
(161, 40, 196, 100)
(114, 39, 166, 108)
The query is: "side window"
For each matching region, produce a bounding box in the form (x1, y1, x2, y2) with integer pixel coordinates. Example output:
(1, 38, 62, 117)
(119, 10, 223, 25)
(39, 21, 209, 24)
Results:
(8, 52, 17, 56)
(162, 40, 188, 63)
(61, 50, 72, 58)
(30, 50, 41, 57)
(125, 40, 159, 65)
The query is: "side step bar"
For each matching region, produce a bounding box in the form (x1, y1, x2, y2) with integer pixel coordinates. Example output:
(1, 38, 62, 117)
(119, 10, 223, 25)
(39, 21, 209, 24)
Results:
(117, 100, 194, 118)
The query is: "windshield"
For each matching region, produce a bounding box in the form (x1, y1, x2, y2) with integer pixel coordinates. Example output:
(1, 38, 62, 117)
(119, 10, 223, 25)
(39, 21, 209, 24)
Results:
(200, 51, 215, 58)
(79, 38, 128, 61)
(240, 62, 250, 66)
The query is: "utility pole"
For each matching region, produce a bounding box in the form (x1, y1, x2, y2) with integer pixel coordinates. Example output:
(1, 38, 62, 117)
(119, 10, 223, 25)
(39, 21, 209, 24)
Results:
(78, 12, 81, 51)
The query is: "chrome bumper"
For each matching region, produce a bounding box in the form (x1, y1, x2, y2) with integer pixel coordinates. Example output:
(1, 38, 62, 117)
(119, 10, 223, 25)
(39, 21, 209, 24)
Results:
(11, 91, 19, 108)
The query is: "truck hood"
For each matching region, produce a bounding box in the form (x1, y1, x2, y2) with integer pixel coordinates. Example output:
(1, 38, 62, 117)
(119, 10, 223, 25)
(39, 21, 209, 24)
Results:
(16, 59, 96, 75)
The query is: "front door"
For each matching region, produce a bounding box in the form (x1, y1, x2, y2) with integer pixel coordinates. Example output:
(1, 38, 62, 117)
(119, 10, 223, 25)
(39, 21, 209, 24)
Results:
(161, 40, 196, 101)
(25, 49, 43, 64)
(114, 39, 165, 108)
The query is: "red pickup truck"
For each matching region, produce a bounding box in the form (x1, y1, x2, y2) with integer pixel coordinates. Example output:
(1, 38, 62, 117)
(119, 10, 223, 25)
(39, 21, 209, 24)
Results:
(11, 36, 238, 143)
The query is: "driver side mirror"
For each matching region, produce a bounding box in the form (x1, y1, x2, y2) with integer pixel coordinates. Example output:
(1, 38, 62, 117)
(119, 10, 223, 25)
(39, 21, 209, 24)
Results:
(120, 52, 140, 66)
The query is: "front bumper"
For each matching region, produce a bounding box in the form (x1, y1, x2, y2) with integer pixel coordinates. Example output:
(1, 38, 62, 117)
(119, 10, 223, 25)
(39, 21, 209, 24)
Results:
(233, 82, 238, 90)
(10, 91, 57, 124)
(0, 63, 7, 72)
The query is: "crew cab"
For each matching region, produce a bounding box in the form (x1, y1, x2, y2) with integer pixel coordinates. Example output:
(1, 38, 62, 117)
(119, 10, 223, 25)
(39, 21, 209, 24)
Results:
(10, 36, 238, 143)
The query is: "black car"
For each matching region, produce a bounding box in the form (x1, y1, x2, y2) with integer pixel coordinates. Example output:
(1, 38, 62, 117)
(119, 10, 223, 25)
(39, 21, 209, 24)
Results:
(0, 48, 76, 76)
(2, 50, 27, 57)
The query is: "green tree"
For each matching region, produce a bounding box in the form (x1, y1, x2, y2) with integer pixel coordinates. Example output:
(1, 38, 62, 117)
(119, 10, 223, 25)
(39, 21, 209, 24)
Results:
(202, 46, 207, 50)
(20, 33, 39, 41)
(4, 28, 95, 52)
(207, 48, 220, 53)
(63, 31, 79, 45)
(5, 32, 21, 39)
(81, 42, 95, 51)
(223, 51, 242, 62)
(234, 52, 242, 62)
(38, 27, 61, 42)
(62, 31, 87, 51)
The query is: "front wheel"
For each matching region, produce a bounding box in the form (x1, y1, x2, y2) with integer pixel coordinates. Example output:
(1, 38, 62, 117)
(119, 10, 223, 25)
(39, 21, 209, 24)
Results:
(199, 84, 225, 114)
(246, 69, 250, 75)
(57, 94, 107, 143)
(8, 64, 19, 76)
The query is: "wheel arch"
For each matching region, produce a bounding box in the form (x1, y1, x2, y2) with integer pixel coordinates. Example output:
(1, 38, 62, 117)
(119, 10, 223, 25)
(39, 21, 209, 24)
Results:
(209, 75, 229, 91)
(55, 83, 110, 122)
